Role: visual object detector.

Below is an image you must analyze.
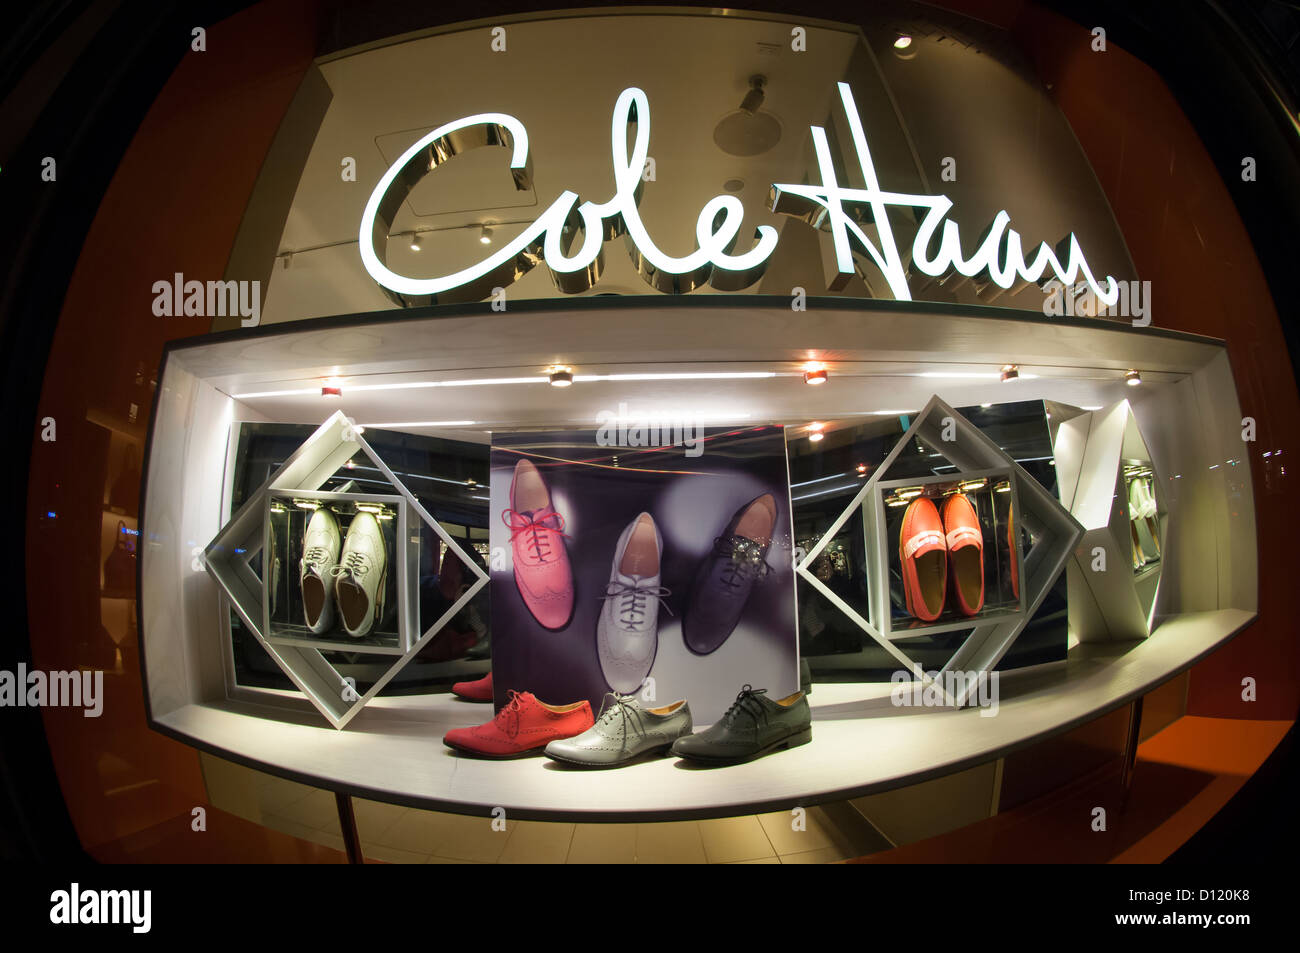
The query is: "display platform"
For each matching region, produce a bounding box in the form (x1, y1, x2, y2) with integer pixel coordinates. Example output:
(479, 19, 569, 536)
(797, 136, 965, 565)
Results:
(151, 609, 1251, 821)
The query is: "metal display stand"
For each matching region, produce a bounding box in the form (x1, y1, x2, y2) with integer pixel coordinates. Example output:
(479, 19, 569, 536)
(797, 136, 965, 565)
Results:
(203, 411, 488, 728)
(1056, 400, 1166, 641)
(798, 395, 1084, 707)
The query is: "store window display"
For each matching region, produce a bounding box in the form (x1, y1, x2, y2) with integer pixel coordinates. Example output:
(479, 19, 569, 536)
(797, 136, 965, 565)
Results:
(124, 6, 1258, 823)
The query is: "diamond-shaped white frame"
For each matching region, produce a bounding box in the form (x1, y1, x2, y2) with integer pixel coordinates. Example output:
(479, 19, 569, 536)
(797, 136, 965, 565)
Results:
(796, 395, 1083, 707)
(203, 411, 489, 729)
(1054, 400, 1164, 641)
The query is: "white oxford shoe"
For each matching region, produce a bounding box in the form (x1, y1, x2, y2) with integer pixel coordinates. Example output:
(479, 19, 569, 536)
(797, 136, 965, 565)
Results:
(332, 512, 388, 638)
(300, 507, 340, 634)
(597, 513, 669, 694)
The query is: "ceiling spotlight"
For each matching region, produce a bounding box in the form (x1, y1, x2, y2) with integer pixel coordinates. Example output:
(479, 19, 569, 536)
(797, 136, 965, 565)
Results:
(980, 402, 993, 408)
(1000, 364, 1020, 382)
(409, 233, 422, 251)
(549, 366, 574, 387)
(802, 361, 828, 385)
(894, 34, 913, 50)
(740, 74, 767, 115)
(1125, 369, 1142, 387)
(479, 225, 493, 245)
(714, 75, 782, 156)
(856, 463, 868, 476)
(808, 422, 825, 442)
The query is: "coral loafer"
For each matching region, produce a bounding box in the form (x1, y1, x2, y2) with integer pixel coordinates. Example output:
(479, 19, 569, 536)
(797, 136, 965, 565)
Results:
(443, 690, 593, 758)
(899, 496, 947, 622)
(942, 493, 985, 616)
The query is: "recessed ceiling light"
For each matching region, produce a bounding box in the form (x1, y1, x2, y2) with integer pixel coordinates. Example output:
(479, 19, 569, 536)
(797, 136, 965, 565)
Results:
(894, 34, 913, 49)
(549, 366, 574, 387)
(1000, 364, 1020, 382)
(723, 177, 745, 193)
(808, 422, 825, 442)
(802, 361, 828, 385)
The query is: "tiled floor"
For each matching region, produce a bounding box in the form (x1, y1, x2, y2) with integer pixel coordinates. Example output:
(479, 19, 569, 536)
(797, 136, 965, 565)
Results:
(242, 767, 887, 863)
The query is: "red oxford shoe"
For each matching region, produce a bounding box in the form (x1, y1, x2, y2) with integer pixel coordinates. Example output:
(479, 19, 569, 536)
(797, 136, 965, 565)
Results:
(443, 690, 593, 758)
(451, 670, 493, 702)
(900, 496, 947, 622)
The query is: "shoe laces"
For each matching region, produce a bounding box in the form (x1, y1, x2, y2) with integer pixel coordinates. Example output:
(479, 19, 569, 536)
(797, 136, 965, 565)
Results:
(602, 580, 673, 628)
(595, 691, 644, 738)
(302, 545, 332, 572)
(493, 689, 528, 738)
(503, 508, 568, 563)
(712, 535, 774, 592)
(723, 684, 769, 728)
(329, 550, 370, 579)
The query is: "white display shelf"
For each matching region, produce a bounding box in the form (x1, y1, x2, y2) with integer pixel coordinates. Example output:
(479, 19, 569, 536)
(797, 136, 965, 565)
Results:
(152, 608, 1252, 822)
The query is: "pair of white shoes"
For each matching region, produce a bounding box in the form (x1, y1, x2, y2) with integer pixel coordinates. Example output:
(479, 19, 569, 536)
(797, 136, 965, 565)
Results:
(1127, 476, 1160, 570)
(1128, 477, 1157, 519)
(300, 508, 387, 638)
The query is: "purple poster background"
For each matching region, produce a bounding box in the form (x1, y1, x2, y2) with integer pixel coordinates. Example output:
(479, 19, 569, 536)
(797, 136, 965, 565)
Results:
(488, 425, 798, 724)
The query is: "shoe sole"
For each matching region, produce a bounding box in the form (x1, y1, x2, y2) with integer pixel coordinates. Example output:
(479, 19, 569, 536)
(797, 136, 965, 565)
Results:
(543, 741, 677, 769)
(672, 726, 812, 766)
(442, 738, 549, 760)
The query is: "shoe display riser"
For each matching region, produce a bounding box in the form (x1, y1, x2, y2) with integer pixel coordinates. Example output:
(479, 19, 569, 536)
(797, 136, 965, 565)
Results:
(1055, 401, 1165, 641)
(867, 466, 1025, 640)
(203, 410, 489, 728)
(798, 395, 1083, 706)
(262, 488, 415, 655)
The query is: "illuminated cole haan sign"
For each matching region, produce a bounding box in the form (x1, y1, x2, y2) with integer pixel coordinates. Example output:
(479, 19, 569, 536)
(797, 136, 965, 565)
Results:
(359, 83, 1120, 307)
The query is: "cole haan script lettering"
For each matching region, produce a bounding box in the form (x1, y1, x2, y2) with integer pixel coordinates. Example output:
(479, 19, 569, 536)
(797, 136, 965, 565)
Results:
(360, 83, 1120, 307)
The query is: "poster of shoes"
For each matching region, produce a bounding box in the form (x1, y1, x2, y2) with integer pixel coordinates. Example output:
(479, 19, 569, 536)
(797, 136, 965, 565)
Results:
(489, 425, 798, 723)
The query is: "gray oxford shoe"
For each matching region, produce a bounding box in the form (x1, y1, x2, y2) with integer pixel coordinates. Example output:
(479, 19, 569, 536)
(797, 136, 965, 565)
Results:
(544, 694, 692, 768)
(670, 684, 811, 765)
